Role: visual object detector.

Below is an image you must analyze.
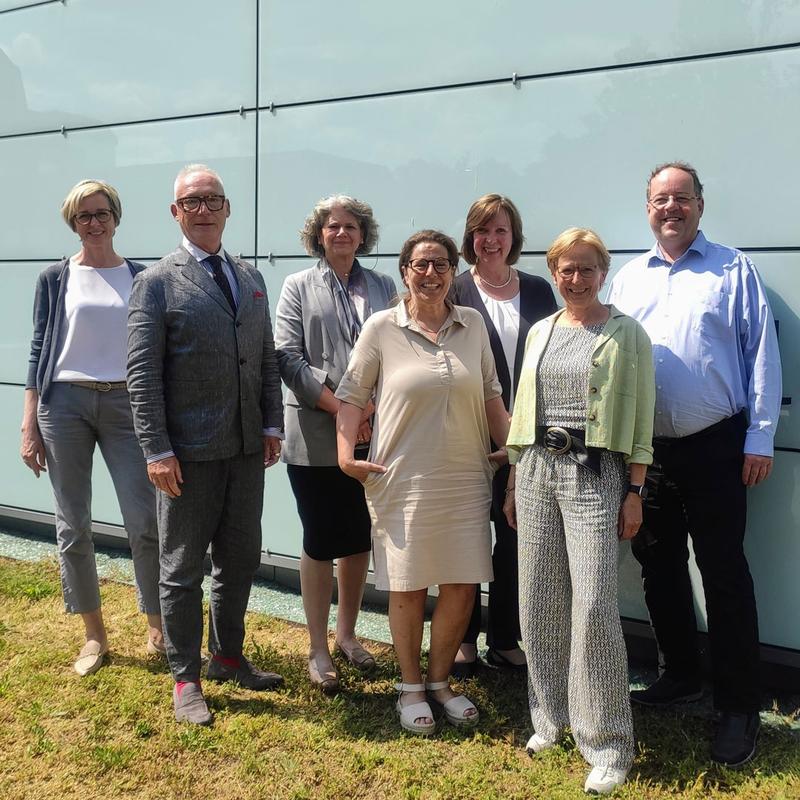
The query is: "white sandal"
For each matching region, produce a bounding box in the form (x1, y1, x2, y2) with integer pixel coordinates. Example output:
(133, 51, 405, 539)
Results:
(425, 680, 479, 727)
(395, 683, 436, 736)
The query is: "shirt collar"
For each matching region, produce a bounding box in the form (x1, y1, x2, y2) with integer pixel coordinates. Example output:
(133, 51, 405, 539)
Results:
(395, 298, 468, 332)
(183, 235, 225, 264)
(647, 229, 707, 268)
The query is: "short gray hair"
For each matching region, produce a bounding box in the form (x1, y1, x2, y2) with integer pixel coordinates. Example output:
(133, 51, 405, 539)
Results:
(173, 163, 225, 199)
(300, 194, 379, 258)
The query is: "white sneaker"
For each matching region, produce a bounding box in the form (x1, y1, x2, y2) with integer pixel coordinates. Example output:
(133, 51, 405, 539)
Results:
(525, 732, 555, 754)
(584, 766, 628, 794)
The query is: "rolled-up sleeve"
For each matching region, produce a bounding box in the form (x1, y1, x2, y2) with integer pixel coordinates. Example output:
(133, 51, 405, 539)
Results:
(479, 323, 503, 401)
(335, 317, 381, 409)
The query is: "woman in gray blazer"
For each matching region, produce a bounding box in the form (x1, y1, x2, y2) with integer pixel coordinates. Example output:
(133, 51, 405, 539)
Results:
(274, 195, 396, 693)
(20, 179, 162, 677)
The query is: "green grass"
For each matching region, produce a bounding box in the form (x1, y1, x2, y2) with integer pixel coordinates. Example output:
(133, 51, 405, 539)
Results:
(0, 557, 797, 800)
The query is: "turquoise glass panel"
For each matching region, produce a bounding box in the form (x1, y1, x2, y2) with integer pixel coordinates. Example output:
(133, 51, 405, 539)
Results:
(257, 47, 800, 257)
(0, 1, 47, 11)
(259, 0, 800, 104)
(0, 114, 257, 260)
(0, 261, 44, 384)
(0, 0, 256, 135)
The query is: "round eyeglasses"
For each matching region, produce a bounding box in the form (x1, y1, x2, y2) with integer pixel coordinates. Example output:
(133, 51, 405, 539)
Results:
(406, 258, 454, 274)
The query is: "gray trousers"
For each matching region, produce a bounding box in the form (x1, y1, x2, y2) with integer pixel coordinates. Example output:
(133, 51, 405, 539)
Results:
(37, 382, 159, 614)
(157, 451, 264, 682)
(516, 445, 634, 772)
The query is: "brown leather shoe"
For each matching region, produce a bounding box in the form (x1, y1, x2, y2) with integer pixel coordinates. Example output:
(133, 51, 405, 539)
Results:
(334, 640, 376, 672)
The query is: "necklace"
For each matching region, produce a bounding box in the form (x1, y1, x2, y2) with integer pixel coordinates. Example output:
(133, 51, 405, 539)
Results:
(475, 265, 514, 289)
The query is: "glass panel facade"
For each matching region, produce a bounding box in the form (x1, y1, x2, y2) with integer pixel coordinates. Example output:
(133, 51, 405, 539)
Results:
(259, 0, 800, 104)
(258, 48, 800, 256)
(0, 0, 256, 135)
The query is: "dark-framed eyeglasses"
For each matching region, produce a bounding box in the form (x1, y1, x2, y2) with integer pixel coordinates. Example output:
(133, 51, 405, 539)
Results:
(73, 209, 114, 226)
(175, 194, 226, 213)
(406, 258, 454, 274)
(647, 194, 698, 209)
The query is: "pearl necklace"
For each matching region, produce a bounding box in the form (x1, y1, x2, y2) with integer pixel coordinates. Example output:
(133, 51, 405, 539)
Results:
(476, 265, 514, 289)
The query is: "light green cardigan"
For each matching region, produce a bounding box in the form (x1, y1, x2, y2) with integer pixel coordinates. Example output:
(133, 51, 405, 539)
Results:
(507, 306, 655, 465)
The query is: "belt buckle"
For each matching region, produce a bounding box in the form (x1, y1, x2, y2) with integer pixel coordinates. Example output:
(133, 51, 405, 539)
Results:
(544, 426, 572, 455)
(96, 382, 112, 392)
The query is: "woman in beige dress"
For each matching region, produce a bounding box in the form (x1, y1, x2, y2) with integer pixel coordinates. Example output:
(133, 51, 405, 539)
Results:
(336, 230, 510, 735)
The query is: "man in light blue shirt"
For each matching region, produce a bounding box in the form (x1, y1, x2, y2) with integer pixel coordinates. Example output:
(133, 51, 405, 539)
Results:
(607, 162, 782, 768)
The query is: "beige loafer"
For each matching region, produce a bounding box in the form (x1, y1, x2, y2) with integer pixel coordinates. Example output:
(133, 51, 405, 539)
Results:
(146, 638, 167, 656)
(74, 641, 108, 677)
(334, 640, 376, 672)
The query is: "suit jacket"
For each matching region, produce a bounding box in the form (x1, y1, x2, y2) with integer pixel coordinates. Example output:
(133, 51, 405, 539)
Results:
(127, 246, 283, 462)
(452, 269, 557, 411)
(274, 259, 397, 466)
(27, 258, 144, 404)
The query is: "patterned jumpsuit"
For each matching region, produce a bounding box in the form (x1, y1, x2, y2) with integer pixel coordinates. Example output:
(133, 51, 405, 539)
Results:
(515, 322, 634, 771)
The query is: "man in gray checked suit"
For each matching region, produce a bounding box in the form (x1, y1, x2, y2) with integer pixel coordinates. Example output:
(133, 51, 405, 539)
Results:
(127, 164, 284, 725)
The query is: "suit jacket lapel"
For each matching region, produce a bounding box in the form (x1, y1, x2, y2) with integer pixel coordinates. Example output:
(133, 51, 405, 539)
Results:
(179, 246, 235, 317)
(311, 261, 341, 346)
(226, 252, 253, 320)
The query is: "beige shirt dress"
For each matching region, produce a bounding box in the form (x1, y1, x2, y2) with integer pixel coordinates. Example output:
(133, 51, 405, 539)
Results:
(335, 300, 502, 591)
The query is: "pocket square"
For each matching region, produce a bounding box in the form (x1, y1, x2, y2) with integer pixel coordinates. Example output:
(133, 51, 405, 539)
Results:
(253, 290, 265, 298)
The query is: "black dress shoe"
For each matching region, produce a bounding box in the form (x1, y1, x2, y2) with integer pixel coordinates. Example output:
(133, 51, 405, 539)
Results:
(711, 711, 760, 767)
(630, 673, 703, 706)
(207, 656, 284, 690)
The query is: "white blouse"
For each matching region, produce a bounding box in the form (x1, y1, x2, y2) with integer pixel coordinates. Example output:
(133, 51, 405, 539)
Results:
(475, 285, 521, 410)
(54, 259, 133, 382)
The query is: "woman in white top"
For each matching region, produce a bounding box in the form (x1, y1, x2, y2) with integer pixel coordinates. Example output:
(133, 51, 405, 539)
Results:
(20, 180, 162, 677)
(451, 194, 557, 676)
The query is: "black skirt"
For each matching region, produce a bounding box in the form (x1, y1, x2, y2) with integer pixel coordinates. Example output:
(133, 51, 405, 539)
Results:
(286, 464, 372, 561)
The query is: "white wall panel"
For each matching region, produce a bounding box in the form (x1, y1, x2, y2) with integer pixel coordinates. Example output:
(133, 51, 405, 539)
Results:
(0, 0, 256, 135)
(259, 0, 800, 104)
(0, 114, 257, 260)
(258, 48, 800, 257)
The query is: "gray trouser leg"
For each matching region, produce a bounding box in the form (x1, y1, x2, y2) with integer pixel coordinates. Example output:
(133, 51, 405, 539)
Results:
(157, 452, 263, 682)
(95, 390, 160, 614)
(37, 384, 100, 613)
(517, 446, 634, 772)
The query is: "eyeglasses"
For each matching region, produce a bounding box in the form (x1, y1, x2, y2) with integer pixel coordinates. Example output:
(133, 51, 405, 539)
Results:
(406, 258, 454, 274)
(647, 194, 698, 209)
(556, 266, 601, 279)
(175, 194, 226, 212)
(73, 209, 114, 226)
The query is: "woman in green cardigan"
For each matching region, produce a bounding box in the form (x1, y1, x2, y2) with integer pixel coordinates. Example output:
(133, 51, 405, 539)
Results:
(503, 228, 655, 796)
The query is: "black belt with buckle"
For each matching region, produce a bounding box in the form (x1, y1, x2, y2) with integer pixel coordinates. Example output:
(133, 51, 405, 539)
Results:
(70, 381, 127, 392)
(535, 425, 602, 476)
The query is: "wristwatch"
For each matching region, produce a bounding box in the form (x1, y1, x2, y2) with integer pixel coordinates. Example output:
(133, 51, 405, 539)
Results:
(627, 483, 648, 500)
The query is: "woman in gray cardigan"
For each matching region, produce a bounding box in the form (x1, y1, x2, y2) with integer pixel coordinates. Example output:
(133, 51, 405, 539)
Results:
(21, 180, 164, 675)
(20, 179, 162, 677)
(274, 195, 395, 693)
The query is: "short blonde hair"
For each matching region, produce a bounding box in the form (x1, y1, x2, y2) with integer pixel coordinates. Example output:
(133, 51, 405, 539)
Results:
(61, 179, 122, 231)
(546, 227, 611, 274)
(300, 194, 379, 258)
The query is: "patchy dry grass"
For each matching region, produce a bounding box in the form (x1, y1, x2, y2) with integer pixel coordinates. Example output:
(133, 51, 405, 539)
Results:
(0, 557, 798, 800)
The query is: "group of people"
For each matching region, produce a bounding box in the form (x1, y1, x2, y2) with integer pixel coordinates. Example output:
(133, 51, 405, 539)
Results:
(20, 160, 781, 796)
